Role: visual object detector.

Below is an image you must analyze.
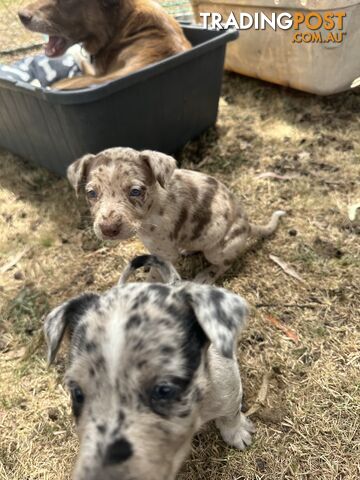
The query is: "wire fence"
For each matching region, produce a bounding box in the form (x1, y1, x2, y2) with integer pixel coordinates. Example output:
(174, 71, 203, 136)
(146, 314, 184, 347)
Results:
(161, 0, 193, 20)
(0, 0, 193, 58)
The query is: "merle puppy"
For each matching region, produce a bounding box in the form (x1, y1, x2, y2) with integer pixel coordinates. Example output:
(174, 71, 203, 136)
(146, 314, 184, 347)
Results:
(45, 255, 254, 480)
(67, 147, 285, 283)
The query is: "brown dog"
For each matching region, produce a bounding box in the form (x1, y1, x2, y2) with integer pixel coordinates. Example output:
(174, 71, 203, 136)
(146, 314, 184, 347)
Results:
(68, 147, 286, 284)
(18, 0, 191, 90)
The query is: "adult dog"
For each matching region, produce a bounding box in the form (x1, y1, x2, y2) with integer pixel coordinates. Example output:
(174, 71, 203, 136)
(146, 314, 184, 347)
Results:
(18, 0, 191, 90)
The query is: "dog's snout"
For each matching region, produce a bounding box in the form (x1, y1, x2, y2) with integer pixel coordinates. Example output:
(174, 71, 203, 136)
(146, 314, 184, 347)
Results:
(18, 10, 33, 26)
(100, 222, 121, 238)
(104, 438, 133, 465)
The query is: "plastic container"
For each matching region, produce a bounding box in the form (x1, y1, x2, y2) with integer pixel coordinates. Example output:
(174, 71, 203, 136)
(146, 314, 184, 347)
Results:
(0, 25, 238, 176)
(191, 0, 360, 95)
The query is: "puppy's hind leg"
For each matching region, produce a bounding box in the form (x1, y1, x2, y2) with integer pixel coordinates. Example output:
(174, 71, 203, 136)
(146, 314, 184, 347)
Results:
(194, 227, 249, 284)
(194, 211, 286, 284)
(216, 410, 255, 451)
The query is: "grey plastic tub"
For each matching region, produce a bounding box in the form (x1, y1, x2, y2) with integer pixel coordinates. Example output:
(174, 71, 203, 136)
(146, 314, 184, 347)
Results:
(0, 25, 238, 176)
(192, 0, 360, 95)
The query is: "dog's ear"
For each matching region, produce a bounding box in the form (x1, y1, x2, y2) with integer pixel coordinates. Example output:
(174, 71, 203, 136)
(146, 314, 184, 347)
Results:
(44, 293, 99, 365)
(140, 150, 177, 188)
(67, 154, 95, 195)
(184, 285, 249, 358)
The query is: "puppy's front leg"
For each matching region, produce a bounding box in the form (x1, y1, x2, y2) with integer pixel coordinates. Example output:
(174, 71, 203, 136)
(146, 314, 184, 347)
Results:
(194, 264, 226, 285)
(216, 411, 255, 451)
(209, 351, 254, 450)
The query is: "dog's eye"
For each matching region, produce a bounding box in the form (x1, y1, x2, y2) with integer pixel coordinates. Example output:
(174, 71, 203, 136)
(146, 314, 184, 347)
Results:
(129, 187, 142, 197)
(70, 384, 85, 418)
(72, 386, 85, 403)
(148, 380, 187, 415)
(151, 384, 178, 401)
(86, 189, 98, 200)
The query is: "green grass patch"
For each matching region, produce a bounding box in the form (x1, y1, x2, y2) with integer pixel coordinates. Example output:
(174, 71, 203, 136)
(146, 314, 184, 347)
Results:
(2, 287, 50, 340)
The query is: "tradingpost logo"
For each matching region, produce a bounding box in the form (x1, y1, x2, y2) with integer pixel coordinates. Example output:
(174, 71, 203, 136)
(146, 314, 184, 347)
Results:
(199, 11, 347, 44)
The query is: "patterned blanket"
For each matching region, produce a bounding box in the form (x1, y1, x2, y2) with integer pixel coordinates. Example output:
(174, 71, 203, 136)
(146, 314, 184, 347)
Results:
(0, 45, 85, 88)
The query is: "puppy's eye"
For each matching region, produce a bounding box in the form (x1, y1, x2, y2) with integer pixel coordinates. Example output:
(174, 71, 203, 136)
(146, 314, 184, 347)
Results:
(129, 187, 142, 197)
(70, 384, 85, 418)
(151, 384, 178, 401)
(72, 387, 85, 403)
(86, 189, 98, 200)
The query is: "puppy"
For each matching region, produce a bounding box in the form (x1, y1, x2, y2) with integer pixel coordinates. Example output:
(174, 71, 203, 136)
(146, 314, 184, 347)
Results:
(67, 147, 285, 283)
(18, 0, 191, 90)
(44, 254, 254, 480)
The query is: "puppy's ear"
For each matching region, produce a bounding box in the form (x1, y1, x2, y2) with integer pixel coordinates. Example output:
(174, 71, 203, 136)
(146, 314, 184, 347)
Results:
(140, 150, 177, 188)
(44, 293, 99, 365)
(67, 154, 95, 195)
(184, 285, 249, 358)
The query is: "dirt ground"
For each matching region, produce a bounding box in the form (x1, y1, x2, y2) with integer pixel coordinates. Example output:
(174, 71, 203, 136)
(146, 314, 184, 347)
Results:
(0, 72, 359, 480)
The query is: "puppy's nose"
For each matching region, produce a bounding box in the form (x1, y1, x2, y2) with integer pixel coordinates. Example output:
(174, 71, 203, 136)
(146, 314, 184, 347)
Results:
(18, 10, 33, 26)
(104, 438, 133, 465)
(100, 222, 121, 238)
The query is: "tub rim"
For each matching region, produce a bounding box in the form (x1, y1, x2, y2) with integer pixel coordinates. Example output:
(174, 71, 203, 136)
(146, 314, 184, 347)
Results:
(0, 25, 238, 105)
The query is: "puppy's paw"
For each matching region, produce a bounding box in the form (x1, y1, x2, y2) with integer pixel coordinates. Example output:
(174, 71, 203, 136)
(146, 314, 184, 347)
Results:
(194, 266, 220, 285)
(194, 273, 212, 285)
(217, 413, 255, 451)
(179, 249, 200, 258)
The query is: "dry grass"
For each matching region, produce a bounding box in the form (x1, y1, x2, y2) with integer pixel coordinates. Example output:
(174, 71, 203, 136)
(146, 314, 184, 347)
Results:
(0, 0, 42, 62)
(0, 73, 360, 480)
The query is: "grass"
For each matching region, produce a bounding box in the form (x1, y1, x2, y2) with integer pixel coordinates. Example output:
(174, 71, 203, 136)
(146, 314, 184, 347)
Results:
(0, 27, 359, 480)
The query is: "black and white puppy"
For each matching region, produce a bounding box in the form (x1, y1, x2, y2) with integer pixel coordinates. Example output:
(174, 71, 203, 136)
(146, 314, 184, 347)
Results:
(45, 255, 254, 480)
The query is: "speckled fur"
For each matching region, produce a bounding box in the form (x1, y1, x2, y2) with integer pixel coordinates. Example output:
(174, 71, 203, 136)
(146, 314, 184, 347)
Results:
(44, 256, 254, 480)
(67, 147, 285, 283)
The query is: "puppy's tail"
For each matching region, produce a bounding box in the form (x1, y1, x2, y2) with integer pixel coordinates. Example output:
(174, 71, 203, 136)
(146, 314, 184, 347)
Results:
(119, 255, 181, 285)
(250, 210, 286, 238)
